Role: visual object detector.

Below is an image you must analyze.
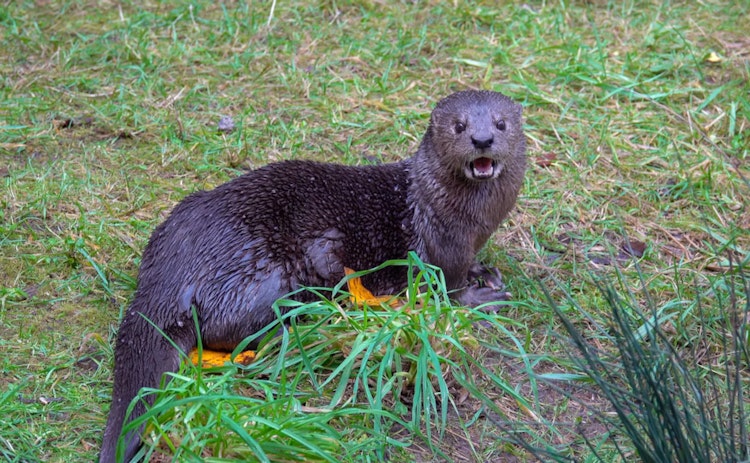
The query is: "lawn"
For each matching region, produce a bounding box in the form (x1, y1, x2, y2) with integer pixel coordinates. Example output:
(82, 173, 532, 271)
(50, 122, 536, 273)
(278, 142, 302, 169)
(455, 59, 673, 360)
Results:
(1, 1, 748, 462)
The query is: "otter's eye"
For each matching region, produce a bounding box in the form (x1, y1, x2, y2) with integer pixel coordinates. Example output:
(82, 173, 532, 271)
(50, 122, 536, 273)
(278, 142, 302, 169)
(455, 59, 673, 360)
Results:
(496, 120, 506, 131)
(454, 122, 466, 134)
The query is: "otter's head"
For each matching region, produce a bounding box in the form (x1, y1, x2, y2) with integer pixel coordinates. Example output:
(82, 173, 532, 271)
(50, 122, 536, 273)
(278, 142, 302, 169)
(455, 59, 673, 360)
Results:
(425, 90, 525, 182)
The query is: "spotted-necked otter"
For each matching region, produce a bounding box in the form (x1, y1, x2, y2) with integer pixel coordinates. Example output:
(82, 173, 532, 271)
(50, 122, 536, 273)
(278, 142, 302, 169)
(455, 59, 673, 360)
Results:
(100, 90, 526, 462)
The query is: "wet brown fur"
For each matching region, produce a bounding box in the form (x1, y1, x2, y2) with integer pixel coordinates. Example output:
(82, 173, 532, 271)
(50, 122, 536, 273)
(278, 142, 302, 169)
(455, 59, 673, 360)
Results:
(100, 90, 526, 462)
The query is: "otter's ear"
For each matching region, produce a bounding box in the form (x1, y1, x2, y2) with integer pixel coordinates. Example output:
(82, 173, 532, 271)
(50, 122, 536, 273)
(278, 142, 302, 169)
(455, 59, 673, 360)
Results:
(513, 102, 524, 117)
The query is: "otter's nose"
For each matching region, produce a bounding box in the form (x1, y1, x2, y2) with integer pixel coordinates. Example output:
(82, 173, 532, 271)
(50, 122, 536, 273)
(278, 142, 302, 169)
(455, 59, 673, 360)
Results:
(471, 135, 494, 149)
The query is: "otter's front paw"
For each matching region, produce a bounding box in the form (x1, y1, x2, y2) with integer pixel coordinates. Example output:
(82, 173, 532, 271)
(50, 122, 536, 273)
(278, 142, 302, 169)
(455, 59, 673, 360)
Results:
(460, 264, 511, 312)
(467, 263, 507, 290)
(458, 285, 511, 312)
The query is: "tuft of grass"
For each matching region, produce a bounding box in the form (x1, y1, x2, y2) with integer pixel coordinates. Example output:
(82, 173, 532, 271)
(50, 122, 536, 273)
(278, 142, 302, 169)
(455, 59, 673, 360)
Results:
(126, 254, 536, 461)
(508, 249, 750, 463)
(128, 368, 348, 462)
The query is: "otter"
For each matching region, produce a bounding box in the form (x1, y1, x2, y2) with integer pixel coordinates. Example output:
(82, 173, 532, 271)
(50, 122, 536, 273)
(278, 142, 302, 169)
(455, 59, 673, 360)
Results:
(100, 90, 526, 462)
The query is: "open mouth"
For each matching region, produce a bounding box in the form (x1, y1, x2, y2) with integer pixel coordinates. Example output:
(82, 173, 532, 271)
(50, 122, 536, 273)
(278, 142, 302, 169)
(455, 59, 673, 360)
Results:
(467, 157, 500, 180)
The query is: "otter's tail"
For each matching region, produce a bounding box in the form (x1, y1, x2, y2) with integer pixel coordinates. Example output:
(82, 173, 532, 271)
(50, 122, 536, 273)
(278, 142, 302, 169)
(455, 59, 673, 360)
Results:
(100, 310, 195, 463)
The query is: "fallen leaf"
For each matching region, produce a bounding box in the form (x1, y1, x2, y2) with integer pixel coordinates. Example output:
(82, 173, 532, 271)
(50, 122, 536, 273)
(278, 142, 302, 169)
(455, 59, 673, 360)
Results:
(588, 254, 612, 266)
(536, 152, 557, 168)
(621, 239, 647, 258)
(705, 51, 722, 64)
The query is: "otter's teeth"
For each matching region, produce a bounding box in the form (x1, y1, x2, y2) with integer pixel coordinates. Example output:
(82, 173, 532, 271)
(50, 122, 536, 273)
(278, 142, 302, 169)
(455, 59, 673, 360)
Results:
(470, 157, 496, 179)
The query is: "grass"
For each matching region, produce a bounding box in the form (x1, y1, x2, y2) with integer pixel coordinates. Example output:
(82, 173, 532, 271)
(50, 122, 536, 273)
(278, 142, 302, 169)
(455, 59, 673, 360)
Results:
(1, 0, 748, 461)
(127, 254, 541, 462)
(508, 259, 749, 462)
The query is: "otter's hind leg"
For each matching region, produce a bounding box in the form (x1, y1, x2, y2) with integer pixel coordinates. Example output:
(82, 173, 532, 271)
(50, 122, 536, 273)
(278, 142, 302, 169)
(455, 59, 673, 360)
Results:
(197, 264, 296, 352)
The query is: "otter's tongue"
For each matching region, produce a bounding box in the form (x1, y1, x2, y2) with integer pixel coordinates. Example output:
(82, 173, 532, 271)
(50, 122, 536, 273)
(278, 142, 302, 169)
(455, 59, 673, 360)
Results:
(471, 157, 494, 179)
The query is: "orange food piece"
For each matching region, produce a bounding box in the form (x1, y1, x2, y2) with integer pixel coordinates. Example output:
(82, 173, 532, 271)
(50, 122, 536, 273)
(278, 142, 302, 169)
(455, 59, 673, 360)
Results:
(344, 267, 396, 306)
(189, 349, 256, 367)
